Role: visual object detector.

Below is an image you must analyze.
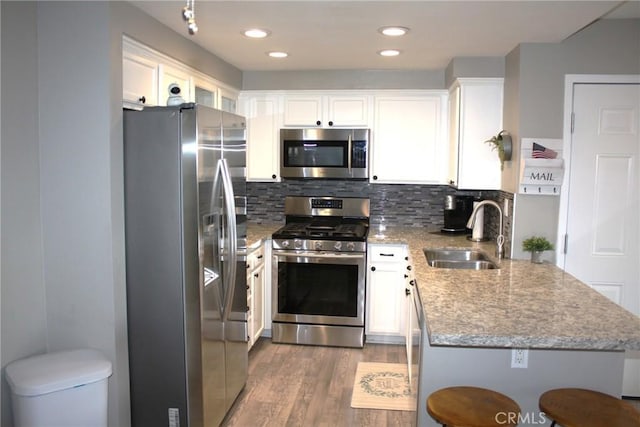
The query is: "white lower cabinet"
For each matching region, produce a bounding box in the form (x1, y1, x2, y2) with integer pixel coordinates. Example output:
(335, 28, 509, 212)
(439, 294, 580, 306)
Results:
(247, 242, 267, 349)
(366, 244, 409, 342)
(404, 260, 420, 386)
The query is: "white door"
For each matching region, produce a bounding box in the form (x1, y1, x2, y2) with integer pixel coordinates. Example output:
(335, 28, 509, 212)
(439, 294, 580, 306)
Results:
(564, 82, 640, 396)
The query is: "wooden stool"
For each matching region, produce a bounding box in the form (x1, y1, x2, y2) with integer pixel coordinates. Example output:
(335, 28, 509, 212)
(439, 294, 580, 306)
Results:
(539, 388, 640, 427)
(427, 386, 521, 427)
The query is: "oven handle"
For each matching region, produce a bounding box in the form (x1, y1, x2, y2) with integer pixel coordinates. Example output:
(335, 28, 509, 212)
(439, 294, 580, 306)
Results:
(273, 251, 365, 261)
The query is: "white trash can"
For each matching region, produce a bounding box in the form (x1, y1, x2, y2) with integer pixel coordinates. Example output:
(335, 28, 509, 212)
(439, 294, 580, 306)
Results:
(5, 349, 112, 427)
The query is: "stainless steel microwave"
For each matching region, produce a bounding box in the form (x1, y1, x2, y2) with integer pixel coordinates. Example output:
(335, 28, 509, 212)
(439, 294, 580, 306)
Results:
(280, 128, 370, 179)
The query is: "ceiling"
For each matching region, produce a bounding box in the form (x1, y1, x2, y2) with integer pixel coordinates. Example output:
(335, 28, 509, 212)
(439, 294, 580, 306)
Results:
(131, 1, 640, 71)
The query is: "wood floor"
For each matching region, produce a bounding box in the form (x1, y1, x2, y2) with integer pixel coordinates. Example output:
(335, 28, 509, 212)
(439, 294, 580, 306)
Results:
(221, 338, 416, 427)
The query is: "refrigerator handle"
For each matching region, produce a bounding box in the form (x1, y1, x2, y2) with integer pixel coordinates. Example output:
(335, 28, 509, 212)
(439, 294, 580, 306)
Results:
(220, 159, 238, 320)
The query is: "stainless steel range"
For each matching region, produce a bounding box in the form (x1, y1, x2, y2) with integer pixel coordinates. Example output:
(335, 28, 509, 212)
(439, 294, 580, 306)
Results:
(271, 196, 370, 348)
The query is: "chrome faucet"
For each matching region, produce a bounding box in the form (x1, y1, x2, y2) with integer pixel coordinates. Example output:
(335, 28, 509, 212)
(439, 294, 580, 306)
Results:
(466, 200, 505, 259)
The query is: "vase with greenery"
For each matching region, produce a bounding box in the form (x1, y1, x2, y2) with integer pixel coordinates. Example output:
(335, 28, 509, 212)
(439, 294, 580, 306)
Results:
(485, 130, 512, 171)
(522, 236, 554, 263)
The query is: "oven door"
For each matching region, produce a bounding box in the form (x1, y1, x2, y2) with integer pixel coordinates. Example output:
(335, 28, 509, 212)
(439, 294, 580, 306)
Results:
(272, 250, 365, 327)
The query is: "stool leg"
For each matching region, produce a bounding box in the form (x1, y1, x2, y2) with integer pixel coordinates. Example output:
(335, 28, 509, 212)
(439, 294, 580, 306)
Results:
(550, 422, 556, 427)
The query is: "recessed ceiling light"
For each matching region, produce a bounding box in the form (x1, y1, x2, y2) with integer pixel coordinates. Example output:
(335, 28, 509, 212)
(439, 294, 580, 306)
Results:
(244, 28, 270, 38)
(268, 51, 288, 58)
(378, 49, 401, 57)
(379, 26, 410, 37)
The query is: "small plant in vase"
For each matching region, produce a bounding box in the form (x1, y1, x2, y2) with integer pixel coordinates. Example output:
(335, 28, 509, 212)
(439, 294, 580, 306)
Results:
(485, 130, 513, 171)
(522, 236, 554, 264)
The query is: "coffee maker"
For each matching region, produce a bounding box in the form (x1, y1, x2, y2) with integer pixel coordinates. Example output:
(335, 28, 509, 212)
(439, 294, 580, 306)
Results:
(442, 195, 475, 233)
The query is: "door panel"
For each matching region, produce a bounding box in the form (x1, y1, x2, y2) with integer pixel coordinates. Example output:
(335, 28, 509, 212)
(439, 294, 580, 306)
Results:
(565, 82, 640, 396)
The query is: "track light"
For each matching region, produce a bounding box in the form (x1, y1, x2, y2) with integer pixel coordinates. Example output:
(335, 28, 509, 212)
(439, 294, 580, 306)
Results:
(181, 0, 197, 35)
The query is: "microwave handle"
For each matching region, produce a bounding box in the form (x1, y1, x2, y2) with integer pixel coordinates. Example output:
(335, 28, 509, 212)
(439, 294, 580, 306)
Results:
(347, 134, 352, 173)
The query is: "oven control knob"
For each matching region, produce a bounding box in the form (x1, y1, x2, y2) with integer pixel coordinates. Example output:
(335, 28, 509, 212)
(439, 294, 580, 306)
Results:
(334, 241, 343, 250)
(294, 239, 303, 249)
(281, 240, 290, 248)
(346, 242, 356, 251)
(315, 241, 323, 250)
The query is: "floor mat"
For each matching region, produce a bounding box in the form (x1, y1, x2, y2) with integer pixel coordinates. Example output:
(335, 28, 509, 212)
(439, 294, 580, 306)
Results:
(350, 362, 417, 411)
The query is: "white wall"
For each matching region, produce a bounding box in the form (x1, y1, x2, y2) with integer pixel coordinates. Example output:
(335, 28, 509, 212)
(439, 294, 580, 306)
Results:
(1, 3, 48, 426)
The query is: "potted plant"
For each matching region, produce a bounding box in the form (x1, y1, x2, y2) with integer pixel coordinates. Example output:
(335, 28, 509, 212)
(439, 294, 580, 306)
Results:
(485, 130, 513, 171)
(522, 236, 554, 263)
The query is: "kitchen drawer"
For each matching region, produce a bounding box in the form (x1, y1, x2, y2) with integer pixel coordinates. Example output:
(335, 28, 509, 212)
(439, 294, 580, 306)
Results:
(247, 244, 265, 270)
(369, 245, 406, 263)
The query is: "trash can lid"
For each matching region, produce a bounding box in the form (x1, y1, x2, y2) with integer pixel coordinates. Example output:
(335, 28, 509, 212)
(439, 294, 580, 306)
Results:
(5, 349, 113, 396)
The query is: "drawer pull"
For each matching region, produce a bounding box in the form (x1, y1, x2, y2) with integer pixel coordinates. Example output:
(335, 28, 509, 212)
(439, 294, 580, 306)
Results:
(379, 253, 395, 257)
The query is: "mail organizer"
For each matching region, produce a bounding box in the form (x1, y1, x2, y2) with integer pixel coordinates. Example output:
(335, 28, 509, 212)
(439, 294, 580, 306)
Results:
(519, 158, 564, 195)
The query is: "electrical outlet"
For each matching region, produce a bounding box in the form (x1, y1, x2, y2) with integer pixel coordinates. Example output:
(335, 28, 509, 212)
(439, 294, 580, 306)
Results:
(511, 348, 528, 368)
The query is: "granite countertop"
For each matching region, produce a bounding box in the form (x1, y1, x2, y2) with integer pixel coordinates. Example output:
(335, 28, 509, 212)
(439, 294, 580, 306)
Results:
(248, 223, 640, 350)
(247, 222, 282, 249)
(371, 227, 640, 351)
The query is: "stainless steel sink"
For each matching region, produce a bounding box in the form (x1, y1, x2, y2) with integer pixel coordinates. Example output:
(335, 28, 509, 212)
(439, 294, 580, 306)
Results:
(423, 248, 498, 269)
(426, 259, 498, 270)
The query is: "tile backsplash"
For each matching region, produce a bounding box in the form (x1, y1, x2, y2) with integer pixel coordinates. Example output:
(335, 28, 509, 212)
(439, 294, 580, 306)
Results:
(247, 181, 513, 251)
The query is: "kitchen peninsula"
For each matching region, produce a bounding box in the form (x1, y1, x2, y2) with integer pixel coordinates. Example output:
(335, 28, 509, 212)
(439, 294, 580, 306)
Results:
(371, 227, 640, 427)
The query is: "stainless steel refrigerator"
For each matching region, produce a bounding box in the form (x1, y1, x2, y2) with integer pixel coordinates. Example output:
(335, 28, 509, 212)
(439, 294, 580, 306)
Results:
(124, 104, 248, 427)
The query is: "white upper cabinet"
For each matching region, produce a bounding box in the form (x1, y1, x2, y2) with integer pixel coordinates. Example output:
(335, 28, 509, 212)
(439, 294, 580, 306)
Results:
(158, 63, 193, 106)
(238, 93, 282, 182)
(371, 91, 448, 184)
(448, 78, 504, 190)
(122, 36, 239, 111)
(283, 92, 371, 127)
(123, 40, 159, 108)
(193, 76, 218, 109)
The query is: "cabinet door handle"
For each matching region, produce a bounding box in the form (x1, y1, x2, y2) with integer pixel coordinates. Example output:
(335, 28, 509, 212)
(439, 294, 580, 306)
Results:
(373, 175, 378, 180)
(328, 120, 334, 126)
(406, 265, 412, 271)
(316, 120, 321, 126)
(138, 96, 146, 104)
(254, 273, 259, 278)
(405, 288, 411, 296)
(379, 253, 395, 257)
(410, 280, 415, 286)
(371, 266, 376, 271)
(257, 255, 263, 259)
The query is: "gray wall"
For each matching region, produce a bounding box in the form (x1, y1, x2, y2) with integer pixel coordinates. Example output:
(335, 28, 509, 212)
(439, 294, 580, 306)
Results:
(243, 57, 506, 91)
(113, 2, 242, 90)
(444, 56, 505, 88)
(503, 18, 640, 259)
(0, 2, 242, 426)
(242, 69, 445, 90)
(417, 339, 625, 426)
(1, 3, 47, 426)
